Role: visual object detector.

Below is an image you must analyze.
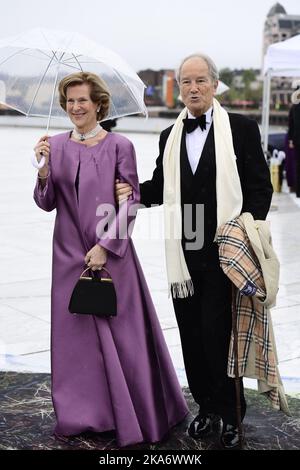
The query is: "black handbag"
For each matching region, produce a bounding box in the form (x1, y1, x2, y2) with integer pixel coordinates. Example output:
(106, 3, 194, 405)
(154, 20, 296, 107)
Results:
(68, 266, 117, 317)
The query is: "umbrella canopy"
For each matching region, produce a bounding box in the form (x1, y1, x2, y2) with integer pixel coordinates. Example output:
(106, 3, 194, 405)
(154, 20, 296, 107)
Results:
(0, 27, 147, 127)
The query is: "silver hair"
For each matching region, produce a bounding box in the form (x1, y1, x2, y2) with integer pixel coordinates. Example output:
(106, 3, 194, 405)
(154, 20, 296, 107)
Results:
(176, 53, 219, 83)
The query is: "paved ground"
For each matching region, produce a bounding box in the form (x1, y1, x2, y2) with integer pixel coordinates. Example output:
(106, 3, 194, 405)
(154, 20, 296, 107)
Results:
(0, 372, 299, 450)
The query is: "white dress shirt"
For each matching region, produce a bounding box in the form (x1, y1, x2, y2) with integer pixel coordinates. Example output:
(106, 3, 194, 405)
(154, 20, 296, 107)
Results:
(185, 107, 213, 174)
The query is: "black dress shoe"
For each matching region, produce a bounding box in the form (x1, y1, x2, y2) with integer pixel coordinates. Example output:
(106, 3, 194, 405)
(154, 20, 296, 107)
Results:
(220, 423, 244, 449)
(188, 413, 221, 439)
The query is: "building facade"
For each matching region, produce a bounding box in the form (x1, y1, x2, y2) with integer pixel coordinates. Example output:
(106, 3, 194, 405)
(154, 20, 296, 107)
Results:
(138, 69, 179, 108)
(263, 3, 300, 108)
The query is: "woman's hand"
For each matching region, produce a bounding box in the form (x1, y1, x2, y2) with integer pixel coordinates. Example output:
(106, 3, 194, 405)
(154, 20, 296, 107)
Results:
(85, 244, 107, 271)
(115, 178, 132, 203)
(34, 135, 50, 177)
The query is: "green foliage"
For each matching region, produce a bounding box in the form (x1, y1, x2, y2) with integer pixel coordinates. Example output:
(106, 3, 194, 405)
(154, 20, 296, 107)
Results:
(219, 68, 262, 107)
(219, 68, 234, 87)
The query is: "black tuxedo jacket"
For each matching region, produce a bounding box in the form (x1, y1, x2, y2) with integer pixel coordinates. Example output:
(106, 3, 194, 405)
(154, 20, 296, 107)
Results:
(140, 113, 273, 270)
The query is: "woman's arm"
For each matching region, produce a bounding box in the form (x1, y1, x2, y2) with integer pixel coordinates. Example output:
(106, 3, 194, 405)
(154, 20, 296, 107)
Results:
(33, 136, 56, 212)
(97, 139, 140, 258)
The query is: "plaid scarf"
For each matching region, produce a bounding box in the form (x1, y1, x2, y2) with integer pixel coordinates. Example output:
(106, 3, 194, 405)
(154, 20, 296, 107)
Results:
(217, 215, 290, 414)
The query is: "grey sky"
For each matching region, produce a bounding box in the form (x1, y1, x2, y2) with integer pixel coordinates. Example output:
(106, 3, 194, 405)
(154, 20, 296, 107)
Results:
(1, 0, 300, 72)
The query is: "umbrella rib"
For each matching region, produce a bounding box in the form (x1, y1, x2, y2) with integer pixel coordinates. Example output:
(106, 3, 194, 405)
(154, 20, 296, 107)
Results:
(48, 50, 64, 65)
(70, 53, 83, 72)
(0, 48, 30, 67)
(59, 63, 83, 71)
(57, 53, 83, 71)
(39, 29, 60, 56)
(27, 51, 58, 116)
(113, 68, 143, 110)
(69, 60, 100, 64)
(36, 48, 58, 61)
(61, 54, 83, 63)
(38, 29, 68, 63)
(45, 57, 81, 72)
(46, 51, 65, 132)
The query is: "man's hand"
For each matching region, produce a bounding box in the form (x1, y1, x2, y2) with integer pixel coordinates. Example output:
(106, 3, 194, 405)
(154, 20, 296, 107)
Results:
(85, 244, 107, 271)
(115, 179, 132, 203)
(289, 140, 294, 149)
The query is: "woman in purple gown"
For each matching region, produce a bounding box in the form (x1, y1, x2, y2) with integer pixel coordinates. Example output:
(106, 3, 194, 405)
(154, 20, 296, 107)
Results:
(33, 71, 188, 447)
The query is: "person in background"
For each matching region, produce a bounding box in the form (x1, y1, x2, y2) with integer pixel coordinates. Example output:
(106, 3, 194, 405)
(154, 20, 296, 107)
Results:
(288, 92, 300, 197)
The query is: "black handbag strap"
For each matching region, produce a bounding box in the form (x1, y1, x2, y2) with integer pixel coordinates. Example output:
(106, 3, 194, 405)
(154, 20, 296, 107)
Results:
(80, 266, 112, 280)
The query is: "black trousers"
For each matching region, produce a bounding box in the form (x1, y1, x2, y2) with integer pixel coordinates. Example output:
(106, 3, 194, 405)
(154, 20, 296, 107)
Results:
(172, 267, 246, 424)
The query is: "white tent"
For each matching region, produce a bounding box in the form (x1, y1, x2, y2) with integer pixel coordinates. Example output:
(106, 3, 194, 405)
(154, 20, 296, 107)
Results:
(262, 34, 300, 153)
(216, 80, 230, 95)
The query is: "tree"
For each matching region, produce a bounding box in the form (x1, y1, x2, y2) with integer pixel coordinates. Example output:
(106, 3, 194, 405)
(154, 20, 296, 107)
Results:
(219, 68, 234, 87)
(242, 69, 256, 91)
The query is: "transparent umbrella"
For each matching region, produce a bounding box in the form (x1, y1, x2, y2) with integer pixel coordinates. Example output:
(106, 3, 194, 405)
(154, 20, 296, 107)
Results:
(0, 27, 147, 131)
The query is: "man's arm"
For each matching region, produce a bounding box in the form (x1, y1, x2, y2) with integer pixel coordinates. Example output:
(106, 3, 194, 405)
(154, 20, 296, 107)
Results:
(241, 119, 273, 220)
(115, 128, 170, 206)
(139, 131, 166, 207)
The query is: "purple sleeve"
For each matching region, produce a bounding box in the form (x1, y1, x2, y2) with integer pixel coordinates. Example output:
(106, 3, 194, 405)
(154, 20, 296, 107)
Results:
(33, 163, 56, 212)
(97, 140, 140, 258)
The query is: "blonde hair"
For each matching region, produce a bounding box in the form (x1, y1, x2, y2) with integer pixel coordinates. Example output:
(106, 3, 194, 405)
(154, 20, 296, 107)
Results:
(58, 71, 111, 121)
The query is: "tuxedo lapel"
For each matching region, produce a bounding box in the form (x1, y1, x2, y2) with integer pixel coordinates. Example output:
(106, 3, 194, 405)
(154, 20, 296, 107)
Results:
(180, 129, 194, 192)
(193, 125, 215, 182)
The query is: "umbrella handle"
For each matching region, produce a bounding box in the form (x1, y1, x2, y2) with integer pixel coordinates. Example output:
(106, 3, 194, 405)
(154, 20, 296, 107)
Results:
(31, 153, 46, 169)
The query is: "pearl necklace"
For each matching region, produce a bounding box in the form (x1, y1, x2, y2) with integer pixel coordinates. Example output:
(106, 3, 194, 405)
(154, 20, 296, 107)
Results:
(72, 123, 102, 141)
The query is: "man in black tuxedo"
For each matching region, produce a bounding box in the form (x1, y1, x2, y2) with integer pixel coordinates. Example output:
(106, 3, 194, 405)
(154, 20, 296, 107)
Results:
(116, 54, 273, 448)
